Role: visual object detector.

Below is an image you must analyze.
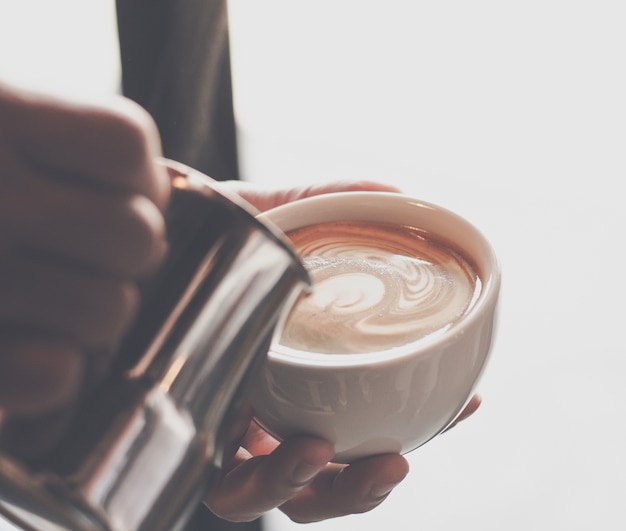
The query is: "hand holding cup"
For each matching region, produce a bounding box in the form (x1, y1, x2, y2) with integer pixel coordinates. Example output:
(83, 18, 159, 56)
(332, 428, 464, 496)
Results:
(252, 191, 500, 463)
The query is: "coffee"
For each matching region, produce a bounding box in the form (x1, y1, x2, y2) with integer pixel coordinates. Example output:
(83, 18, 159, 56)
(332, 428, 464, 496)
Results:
(279, 221, 480, 354)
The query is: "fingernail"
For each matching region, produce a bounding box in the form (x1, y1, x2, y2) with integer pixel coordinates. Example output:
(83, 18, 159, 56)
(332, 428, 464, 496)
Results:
(370, 482, 399, 499)
(292, 463, 322, 486)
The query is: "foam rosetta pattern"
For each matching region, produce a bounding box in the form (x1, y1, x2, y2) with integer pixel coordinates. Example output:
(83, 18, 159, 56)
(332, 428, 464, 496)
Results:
(279, 222, 479, 354)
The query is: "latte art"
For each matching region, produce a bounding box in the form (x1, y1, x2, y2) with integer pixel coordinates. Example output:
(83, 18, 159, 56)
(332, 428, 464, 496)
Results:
(279, 221, 480, 354)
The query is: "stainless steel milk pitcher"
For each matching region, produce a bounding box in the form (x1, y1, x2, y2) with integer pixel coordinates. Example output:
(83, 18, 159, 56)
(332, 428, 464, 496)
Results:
(0, 160, 310, 530)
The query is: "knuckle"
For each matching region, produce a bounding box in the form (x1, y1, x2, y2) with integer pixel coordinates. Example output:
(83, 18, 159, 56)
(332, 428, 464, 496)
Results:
(92, 280, 139, 342)
(65, 278, 139, 349)
(40, 276, 138, 349)
(116, 195, 167, 275)
(0, 339, 83, 415)
(104, 99, 160, 167)
(0, 247, 140, 348)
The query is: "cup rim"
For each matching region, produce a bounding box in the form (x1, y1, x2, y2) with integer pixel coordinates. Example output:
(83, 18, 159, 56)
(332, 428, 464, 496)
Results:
(257, 191, 501, 368)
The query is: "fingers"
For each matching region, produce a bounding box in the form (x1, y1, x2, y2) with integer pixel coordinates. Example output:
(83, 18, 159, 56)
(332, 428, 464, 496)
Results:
(0, 85, 171, 438)
(0, 335, 84, 460)
(0, 403, 77, 461)
(205, 422, 409, 524)
(280, 453, 409, 523)
(444, 394, 482, 432)
(456, 394, 482, 423)
(205, 391, 479, 525)
(0, 253, 139, 349)
(206, 390, 478, 524)
(205, 436, 335, 523)
(0, 85, 169, 349)
(0, 169, 167, 277)
(2, 87, 170, 209)
(0, 337, 83, 416)
(221, 179, 403, 212)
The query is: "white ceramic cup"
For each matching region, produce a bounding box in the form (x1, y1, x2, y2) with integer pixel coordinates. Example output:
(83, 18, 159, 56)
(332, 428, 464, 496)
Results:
(252, 192, 500, 463)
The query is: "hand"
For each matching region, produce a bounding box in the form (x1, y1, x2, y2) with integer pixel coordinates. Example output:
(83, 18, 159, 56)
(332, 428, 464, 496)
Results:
(203, 181, 482, 523)
(0, 83, 170, 457)
(220, 178, 403, 212)
(206, 398, 481, 524)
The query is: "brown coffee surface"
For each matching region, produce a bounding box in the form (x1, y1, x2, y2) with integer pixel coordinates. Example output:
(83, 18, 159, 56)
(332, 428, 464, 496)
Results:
(279, 221, 480, 354)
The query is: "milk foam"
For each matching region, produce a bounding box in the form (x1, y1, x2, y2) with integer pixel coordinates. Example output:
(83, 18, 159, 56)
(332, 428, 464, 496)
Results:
(279, 222, 480, 354)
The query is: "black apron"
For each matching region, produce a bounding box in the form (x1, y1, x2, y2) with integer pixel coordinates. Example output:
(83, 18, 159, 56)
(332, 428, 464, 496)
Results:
(117, 0, 240, 181)
(117, 2, 260, 529)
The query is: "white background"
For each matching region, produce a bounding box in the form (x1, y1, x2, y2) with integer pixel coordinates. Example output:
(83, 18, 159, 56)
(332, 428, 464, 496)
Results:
(1, 1, 625, 530)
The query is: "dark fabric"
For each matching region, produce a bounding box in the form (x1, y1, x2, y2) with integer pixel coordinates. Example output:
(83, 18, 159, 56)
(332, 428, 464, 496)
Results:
(116, 0, 240, 181)
(116, 2, 257, 530)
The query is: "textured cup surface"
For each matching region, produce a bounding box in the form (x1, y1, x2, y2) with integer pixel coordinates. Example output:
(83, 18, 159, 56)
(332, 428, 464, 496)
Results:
(253, 193, 500, 463)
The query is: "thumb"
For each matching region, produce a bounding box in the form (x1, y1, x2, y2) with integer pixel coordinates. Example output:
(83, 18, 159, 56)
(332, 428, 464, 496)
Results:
(219, 180, 403, 212)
